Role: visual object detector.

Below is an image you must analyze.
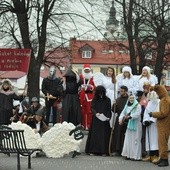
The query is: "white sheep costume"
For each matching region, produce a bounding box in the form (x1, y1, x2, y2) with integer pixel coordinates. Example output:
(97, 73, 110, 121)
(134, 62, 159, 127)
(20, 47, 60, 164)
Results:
(9, 121, 42, 149)
(8, 121, 82, 158)
(40, 122, 82, 158)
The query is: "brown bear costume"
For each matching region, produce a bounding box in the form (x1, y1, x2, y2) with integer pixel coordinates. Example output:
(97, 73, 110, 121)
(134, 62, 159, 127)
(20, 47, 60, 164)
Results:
(150, 85, 170, 167)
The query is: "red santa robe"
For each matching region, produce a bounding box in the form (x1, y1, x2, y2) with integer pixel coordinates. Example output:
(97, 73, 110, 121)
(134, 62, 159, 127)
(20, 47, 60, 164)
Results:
(79, 74, 95, 129)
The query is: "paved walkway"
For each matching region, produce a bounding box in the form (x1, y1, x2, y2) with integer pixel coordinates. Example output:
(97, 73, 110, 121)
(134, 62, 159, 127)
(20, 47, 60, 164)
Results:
(1, 131, 170, 170)
(0, 152, 170, 170)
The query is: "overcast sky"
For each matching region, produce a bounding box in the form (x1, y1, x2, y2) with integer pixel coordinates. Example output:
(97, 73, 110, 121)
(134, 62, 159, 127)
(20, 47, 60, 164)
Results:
(0, 0, 122, 48)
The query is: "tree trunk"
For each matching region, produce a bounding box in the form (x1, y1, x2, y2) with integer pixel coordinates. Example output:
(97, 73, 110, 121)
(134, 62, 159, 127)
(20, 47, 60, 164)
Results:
(128, 39, 137, 75)
(27, 56, 41, 99)
(154, 40, 166, 83)
(138, 47, 146, 74)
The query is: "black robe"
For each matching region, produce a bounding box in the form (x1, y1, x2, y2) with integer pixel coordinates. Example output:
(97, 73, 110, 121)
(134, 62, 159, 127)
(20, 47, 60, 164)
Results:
(111, 95, 128, 155)
(85, 96, 111, 155)
(62, 69, 81, 126)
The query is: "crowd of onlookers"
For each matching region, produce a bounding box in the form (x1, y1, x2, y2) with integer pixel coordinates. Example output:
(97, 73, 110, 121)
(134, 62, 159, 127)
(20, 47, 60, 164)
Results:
(0, 64, 169, 167)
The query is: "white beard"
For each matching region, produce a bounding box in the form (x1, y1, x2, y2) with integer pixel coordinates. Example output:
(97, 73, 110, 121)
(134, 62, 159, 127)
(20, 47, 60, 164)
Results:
(83, 72, 93, 80)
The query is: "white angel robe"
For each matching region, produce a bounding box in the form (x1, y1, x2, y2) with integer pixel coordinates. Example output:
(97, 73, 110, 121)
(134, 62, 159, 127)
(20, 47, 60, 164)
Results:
(119, 104, 142, 160)
(116, 74, 138, 95)
(102, 76, 117, 106)
(143, 99, 159, 151)
(93, 72, 117, 106)
(136, 75, 158, 91)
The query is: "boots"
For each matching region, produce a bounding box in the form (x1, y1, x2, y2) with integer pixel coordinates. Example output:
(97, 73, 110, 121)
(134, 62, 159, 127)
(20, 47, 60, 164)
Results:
(151, 155, 159, 164)
(142, 155, 152, 161)
(157, 159, 169, 167)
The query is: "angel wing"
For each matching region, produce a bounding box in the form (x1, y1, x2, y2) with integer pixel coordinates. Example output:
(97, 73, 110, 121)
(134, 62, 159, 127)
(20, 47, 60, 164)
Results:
(93, 72, 106, 86)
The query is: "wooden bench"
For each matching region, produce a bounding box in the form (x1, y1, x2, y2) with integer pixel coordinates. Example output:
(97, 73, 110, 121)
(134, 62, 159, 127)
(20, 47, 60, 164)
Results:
(0, 125, 42, 170)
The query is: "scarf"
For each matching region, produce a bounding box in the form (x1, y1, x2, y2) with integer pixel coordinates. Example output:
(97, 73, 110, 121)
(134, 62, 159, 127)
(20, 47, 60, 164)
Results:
(123, 98, 138, 131)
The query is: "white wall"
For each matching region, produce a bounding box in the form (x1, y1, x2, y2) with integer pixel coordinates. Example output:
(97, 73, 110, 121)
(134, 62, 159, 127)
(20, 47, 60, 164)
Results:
(11, 76, 44, 96)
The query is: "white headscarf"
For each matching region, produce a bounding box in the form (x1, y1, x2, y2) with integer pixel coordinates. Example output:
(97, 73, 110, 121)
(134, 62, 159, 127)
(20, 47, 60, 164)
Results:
(142, 66, 151, 74)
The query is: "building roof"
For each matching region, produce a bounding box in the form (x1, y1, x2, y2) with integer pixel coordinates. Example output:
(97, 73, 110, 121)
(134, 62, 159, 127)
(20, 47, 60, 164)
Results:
(70, 38, 130, 65)
(0, 71, 26, 79)
(44, 47, 71, 68)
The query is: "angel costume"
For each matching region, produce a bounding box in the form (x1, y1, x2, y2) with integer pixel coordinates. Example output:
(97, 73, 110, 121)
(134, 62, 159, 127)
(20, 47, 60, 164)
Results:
(143, 91, 159, 152)
(116, 66, 138, 95)
(119, 96, 142, 160)
(136, 66, 158, 92)
(93, 72, 116, 106)
(103, 76, 117, 106)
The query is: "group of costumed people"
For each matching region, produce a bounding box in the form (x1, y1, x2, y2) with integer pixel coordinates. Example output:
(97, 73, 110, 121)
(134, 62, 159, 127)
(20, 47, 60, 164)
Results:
(0, 64, 169, 166)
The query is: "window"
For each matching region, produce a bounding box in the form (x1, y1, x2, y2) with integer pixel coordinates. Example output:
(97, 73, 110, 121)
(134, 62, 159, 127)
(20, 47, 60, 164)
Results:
(102, 50, 113, 54)
(82, 51, 92, 58)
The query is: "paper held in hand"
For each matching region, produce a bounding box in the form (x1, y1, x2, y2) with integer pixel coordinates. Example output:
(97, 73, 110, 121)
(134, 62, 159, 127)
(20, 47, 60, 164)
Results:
(96, 113, 109, 121)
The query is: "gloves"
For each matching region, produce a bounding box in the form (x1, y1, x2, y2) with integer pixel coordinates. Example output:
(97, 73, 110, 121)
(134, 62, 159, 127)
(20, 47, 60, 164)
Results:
(148, 112, 152, 117)
(144, 121, 151, 127)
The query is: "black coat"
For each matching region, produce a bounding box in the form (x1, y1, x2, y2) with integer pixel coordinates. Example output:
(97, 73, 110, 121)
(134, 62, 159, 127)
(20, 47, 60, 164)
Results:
(85, 96, 111, 155)
(62, 69, 81, 126)
(0, 91, 23, 125)
(42, 77, 63, 98)
(26, 104, 43, 116)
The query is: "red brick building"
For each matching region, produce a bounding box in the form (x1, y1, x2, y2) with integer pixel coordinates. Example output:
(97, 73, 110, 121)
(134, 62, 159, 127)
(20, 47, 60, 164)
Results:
(69, 37, 130, 74)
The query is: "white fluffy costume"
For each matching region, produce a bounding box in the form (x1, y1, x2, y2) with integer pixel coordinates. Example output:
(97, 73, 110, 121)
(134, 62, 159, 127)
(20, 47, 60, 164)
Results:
(8, 121, 83, 158)
(137, 66, 158, 91)
(116, 66, 138, 95)
(9, 122, 42, 149)
(40, 122, 82, 158)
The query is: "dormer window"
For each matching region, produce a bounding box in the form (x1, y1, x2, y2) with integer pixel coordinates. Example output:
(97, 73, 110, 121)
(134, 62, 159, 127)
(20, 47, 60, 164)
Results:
(82, 50, 92, 58)
(79, 44, 94, 59)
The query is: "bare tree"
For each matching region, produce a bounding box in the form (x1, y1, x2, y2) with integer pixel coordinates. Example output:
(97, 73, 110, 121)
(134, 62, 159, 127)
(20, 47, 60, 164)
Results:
(0, 0, 109, 98)
(140, 0, 170, 82)
(1, 0, 169, 93)
(115, 0, 170, 82)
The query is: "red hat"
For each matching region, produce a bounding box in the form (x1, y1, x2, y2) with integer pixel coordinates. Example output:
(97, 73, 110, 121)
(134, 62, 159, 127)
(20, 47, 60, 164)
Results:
(83, 64, 91, 70)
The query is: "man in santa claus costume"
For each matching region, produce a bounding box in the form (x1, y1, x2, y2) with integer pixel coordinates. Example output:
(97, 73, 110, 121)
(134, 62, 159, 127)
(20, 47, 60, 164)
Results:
(79, 64, 96, 130)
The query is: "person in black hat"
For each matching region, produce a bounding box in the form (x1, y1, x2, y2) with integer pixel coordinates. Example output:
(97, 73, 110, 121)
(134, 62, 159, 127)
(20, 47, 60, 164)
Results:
(20, 97, 43, 123)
